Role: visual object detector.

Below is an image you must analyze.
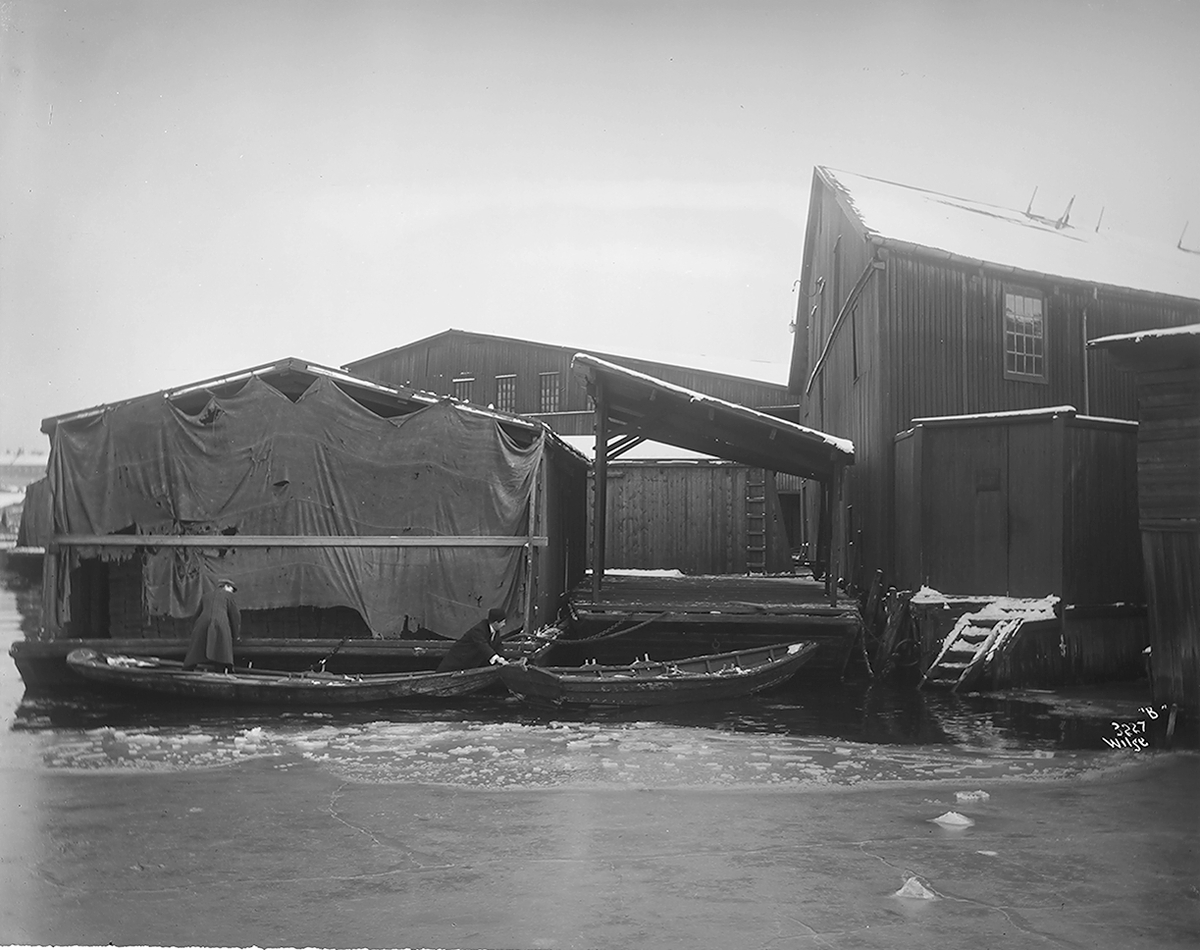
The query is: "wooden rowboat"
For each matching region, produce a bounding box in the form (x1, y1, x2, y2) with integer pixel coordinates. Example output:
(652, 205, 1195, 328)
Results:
(498, 641, 819, 708)
(66, 648, 501, 705)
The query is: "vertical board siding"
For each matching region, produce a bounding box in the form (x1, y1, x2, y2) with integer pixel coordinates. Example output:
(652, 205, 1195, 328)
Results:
(1142, 530, 1200, 710)
(1006, 421, 1062, 597)
(895, 417, 1140, 603)
(923, 424, 1009, 594)
(597, 463, 750, 574)
(1137, 368, 1200, 526)
(892, 430, 921, 587)
(1062, 424, 1144, 605)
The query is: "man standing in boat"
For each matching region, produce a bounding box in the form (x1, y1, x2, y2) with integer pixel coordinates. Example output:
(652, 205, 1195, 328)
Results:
(437, 607, 510, 672)
(183, 577, 241, 673)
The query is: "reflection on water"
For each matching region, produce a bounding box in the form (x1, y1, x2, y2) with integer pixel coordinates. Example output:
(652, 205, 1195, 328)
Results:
(1, 561, 1183, 790)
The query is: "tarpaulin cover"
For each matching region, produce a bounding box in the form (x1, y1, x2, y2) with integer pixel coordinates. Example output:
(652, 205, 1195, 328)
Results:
(48, 376, 542, 638)
(17, 476, 52, 548)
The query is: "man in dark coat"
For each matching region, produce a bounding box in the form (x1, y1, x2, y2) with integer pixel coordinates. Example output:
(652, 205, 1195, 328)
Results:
(183, 578, 241, 673)
(436, 607, 509, 672)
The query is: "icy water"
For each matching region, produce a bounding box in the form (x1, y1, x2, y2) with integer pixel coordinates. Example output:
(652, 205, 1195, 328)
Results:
(1, 561, 1183, 789)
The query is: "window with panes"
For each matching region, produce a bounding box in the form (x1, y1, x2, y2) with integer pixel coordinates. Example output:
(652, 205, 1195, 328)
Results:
(1003, 289, 1047, 382)
(495, 375, 517, 412)
(452, 376, 474, 402)
(538, 372, 561, 412)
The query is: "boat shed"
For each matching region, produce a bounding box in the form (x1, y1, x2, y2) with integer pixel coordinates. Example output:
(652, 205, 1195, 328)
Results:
(1089, 325, 1200, 713)
(15, 358, 588, 688)
(572, 353, 855, 601)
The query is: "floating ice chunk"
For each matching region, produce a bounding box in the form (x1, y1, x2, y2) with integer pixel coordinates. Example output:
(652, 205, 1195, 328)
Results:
(895, 876, 939, 899)
(931, 811, 975, 828)
(956, 790, 991, 803)
(976, 850, 999, 856)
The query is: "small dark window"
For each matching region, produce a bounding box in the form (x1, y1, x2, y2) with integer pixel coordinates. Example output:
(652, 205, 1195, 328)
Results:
(1003, 289, 1046, 382)
(495, 375, 517, 413)
(538, 372, 561, 412)
(452, 376, 474, 402)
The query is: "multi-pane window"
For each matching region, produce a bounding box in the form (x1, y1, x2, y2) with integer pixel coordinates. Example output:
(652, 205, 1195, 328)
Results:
(538, 372, 561, 412)
(1004, 290, 1046, 381)
(495, 375, 517, 413)
(452, 376, 474, 402)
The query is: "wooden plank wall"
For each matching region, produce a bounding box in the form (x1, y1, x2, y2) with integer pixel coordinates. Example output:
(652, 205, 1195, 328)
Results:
(797, 186, 885, 585)
(1062, 423, 1143, 605)
(1137, 364, 1200, 710)
(1143, 530, 1200, 711)
(1136, 367, 1200, 529)
(893, 417, 1141, 604)
(1006, 420, 1062, 597)
(595, 462, 751, 574)
(864, 245, 1195, 589)
(921, 423, 1010, 594)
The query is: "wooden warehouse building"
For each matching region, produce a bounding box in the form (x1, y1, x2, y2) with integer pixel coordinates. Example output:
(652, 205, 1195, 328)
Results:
(789, 166, 1200, 598)
(1090, 325, 1200, 713)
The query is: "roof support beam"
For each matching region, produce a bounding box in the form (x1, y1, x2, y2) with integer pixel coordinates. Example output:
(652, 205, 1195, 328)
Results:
(805, 259, 883, 395)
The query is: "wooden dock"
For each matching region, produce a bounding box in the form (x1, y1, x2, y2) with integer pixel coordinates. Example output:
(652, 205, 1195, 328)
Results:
(544, 573, 862, 673)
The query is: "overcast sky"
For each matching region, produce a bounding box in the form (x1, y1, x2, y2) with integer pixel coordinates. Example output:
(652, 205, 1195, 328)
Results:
(2, 0, 1197, 451)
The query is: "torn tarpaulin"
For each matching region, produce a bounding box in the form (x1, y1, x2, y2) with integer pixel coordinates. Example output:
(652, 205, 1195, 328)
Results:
(48, 375, 541, 638)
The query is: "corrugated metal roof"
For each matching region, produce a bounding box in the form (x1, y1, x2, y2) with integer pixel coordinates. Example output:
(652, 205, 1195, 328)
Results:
(822, 168, 1200, 302)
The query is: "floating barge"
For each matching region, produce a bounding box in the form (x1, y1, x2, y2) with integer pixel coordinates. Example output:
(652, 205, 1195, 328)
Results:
(541, 573, 860, 673)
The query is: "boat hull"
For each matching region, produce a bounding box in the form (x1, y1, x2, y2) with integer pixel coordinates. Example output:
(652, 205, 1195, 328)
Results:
(499, 641, 818, 707)
(66, 648, 501, 705)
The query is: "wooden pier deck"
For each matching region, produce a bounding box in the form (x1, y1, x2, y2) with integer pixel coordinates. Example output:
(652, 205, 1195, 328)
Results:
(545, 573, 863, 673)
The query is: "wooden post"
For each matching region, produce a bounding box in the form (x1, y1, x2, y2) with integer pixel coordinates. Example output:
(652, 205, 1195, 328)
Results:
(591, 379, 608, 601)
(523, 447, 543, 635)
(828, 462, 847, 607)
(42, 544, 60, 637)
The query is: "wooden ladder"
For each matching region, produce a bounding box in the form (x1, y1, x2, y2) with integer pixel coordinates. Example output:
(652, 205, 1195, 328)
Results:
(745, 468, 767, 574)
(919, 613, 1025, 692)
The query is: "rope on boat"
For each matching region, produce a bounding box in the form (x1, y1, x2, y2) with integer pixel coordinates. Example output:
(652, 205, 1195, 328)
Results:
(561, 611, 676, 644)
(312, 631, 355, 672)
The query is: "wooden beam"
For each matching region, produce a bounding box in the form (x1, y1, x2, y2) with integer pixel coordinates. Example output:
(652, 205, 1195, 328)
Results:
(53, 535, 549, 548)
(592, 377, 608, 600)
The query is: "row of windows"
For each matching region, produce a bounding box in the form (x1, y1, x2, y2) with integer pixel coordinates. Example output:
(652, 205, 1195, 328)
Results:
(451, 371, 562, 412)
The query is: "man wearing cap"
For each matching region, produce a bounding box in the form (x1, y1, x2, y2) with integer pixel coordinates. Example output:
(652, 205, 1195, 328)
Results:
(436, 607, 510, 672)
(183, 578, 241, 673)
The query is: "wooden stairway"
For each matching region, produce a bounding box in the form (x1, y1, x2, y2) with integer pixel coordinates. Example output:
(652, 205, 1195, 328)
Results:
(919, 613, 1026, 692)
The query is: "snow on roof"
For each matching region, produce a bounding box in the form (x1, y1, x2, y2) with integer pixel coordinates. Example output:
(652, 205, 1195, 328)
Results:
(575, 352, 856, 458)
(911, 405, 1078, 425)
(823, 168, 1200, 302)
(1089, 323, 1200, 346)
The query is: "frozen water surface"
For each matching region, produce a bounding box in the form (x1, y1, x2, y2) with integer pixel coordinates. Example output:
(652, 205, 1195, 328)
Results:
(23, 709, 1145, 790)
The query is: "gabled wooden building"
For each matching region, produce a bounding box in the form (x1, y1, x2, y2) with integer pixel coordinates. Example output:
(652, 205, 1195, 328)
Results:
(789, 166, 1200, 597)
(346, 328, 791, 436)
